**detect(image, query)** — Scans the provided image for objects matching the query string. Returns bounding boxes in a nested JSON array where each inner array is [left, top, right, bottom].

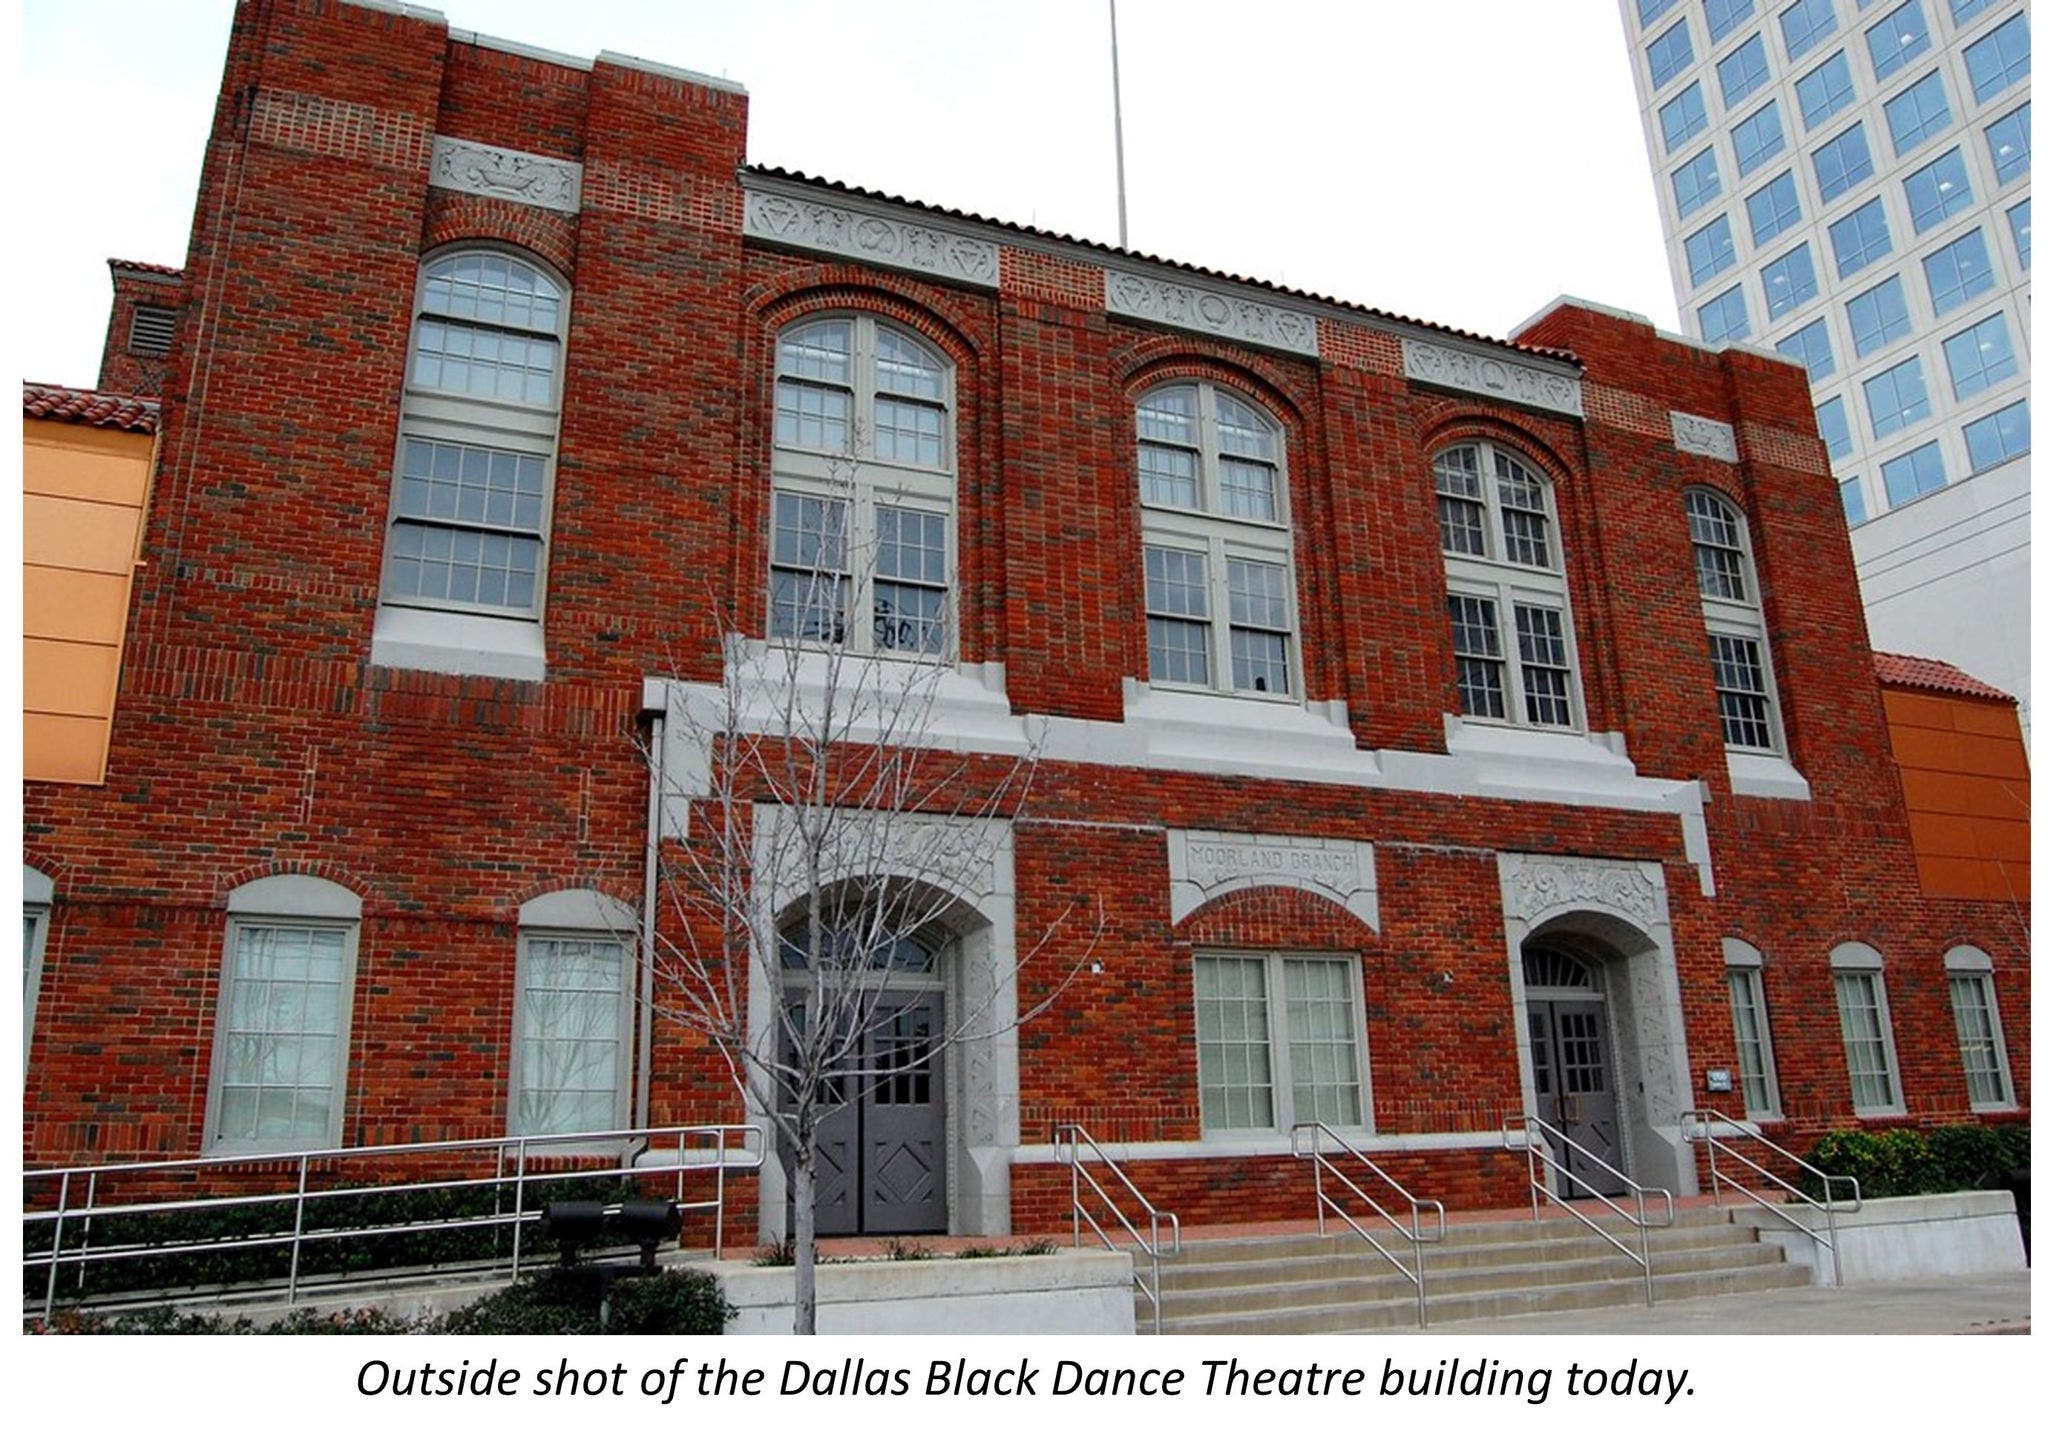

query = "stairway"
[[1145, 1208, 1811, 1334]]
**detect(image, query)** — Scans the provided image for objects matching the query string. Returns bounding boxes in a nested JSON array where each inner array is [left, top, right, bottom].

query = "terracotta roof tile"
[[22, 381, 161, 434], [742, 165, 1581, 366], [108, 257, 183, 279], [1872, 651, 2014, 703]]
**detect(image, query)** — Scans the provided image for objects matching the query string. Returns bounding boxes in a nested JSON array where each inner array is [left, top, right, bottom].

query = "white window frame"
[[769, 314, 957, 660], [1722, 938, 1782, 1119], [1830, 942, 1905, 1117], [24, 865, 53, 1081], [1943, 945, 2015, 1112], [1686, 489, 1787, 757], [1136, 381, 1298, 701], [509, 889, 638, 1142], [377, 248, 570, 624], [1193, 950, 1372, 1136], [203, 875, 362, 1157], [1436, 440, 1585, 732]]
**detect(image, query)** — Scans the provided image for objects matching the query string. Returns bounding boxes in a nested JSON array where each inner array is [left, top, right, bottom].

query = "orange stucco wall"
[[22, 418, 156, 784], [1882, 682, 2030, 903]]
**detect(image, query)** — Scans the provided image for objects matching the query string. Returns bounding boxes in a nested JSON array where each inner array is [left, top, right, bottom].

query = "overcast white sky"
[[18, 0, 1682, 390]]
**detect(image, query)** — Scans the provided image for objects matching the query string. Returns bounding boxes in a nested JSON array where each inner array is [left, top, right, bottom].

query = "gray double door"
[[1526, 998, 1624, 1198], [808, 995, 947, 1235]]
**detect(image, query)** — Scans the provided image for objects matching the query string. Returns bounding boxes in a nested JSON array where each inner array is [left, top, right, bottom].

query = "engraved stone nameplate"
[[1168, 829, 1378, 929]]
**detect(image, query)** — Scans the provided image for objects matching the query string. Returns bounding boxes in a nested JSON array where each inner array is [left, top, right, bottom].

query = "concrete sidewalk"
[[1413, 1271, 2031, 1334]]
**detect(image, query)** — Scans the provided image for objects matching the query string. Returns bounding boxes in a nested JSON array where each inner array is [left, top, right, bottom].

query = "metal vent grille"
[[127, 304, 177, 357]]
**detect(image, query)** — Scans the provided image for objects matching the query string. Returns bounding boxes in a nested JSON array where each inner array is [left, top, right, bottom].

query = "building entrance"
[[810, 994, 946, 1235], [1523, 945, 1624, 1199]]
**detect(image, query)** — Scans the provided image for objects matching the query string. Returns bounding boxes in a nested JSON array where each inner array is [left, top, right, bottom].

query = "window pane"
[[1839, 475, 1869, 525], [1718, 34, 1772, 108], [875, 506, 948, 653], [1139, 442, 1199, 508], [874, 327, 943, 399], [1747, 171, 1804, 244], [1813, 123, 1875, 202], [1145, 546, 1210, 685], [1781, 0, 1837, 58], [774, 378, 851, 452], [216, 925, 350, 1148], [1962, 401, 2029, 470], [1708, 0, 1757, 43], [1727, 967, 1776, 1113], [1835, 971, 1898, 1109], [1903, 148, 1974, 232], [421, 253, 561, 333], [1195, 955, 1274, 1131], [1985, 104, 2030, 186], [778, 320, 852, 384], [1865, 355, 1931, 436], [1778, 316, 1837, 379], [1284, 959, 1362, 1128], [1710, 633, 1774, 748], [1962, 12, 2029, 103], [1661, 81, 1710, 152], [1493, 452, 1553, 568], [1227, 558, 1291, 694], [1845, 275, 1913, 355], [412, 319, 558, 405], [1513, 604, 1574, 727], [1796, 51, 1857, 130], [2010, 197, 2030, 269], [1732, 102, 1787, 176], [1880, 439, 1947, 504], [1699, 283, 1752, 342], [1686, 215, 1739, 285], [1434, 447, 1488, 556], [517, 937, 626, 1136], [874, 397, 943, 466], [1942, 312, 2018, 398], [1648, 19, 1695, 90], [1865, 0, 1930, 81], [1448, 593, 1507, 719], [1883, 71, 1951, 158], [1674, 149, 1723, 218], [1949, 973, 2010, 1107], [1828, 196, 1892, 277], [1687, 491, 1749, 600], [1815, 395, 1854, 460], [1760, 245, 1818, 319]]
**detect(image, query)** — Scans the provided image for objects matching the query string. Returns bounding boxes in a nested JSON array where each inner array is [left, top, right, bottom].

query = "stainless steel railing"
[[1053, 1123, 1181, 1335], [1503, 1113, 1675, 1306], [1290, 1121, 1446, 1328], [1681, 1108, 1861, 1285], [23, 1123, 762, 1324]]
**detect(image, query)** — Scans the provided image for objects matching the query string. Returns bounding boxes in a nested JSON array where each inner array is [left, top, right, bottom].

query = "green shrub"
[[434, 1268, 732, 1335], [1804, 1124, 2030, 1200]]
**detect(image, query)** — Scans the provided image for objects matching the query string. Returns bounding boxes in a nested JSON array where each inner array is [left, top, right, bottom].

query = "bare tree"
[[645, 504, 1095, 1334]]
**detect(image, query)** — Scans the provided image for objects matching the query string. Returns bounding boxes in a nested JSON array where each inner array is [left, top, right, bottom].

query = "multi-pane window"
[[1813, 123, 1875, 201], [1648, 20, 1696, 90], [1732, 102, 1788, 175], [1829, 196, 1893, 275], [1687, 215, 1740, 283], [1438, 442, 1580, 731], [1945, 950, 2014, 1110], [1138, 382, 1294, 698], [1832, 947, 1903, 1113], [1865, 354, 1932, 435], [1194, 953, 1367, 1133], [1747, 170, 1804, 243], [1816, 394, 1855, 459], [1700, 281, 1754, 340], [1943, 312, 2019, 397], [1963, 399, 2030, 469], [1903, 148, 1974, 231], [1985, 104, 2030, 186], [209, 922, 354, 1152], [1846, 274, 1914, 354], [1689, 490, 1783, 752], [1781, 0, 1839, 58], [2010, 197, 2031, 268], [514, 934, 628, 1137], [1865, 0, 1931, 80], [1884, 71, 1951, 157], [1923, 230, 1995, 317], [1719, 34, 1772, 107], [1761, 245, 1819, 318], [1947, 0, 1996, 25], [1779, 316, 1837, 379], [1839, 474, 1870, 524], [1724, 942, 1781, 1116], [1674, 148, 1724, 217], [1639, 0, 1682, 25], [381, 252, 566, 622], [1662, 81, 1711, 152], [1708, 0, 1758, 42], [1797, 51, 1857, 129], [1962, 12, 2029, 103], [770, 315, 955, 656], [1881, 438, 1948, 502]]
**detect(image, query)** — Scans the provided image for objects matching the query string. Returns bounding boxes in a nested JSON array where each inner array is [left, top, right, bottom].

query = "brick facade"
[[24, 1, 2027, 1239]]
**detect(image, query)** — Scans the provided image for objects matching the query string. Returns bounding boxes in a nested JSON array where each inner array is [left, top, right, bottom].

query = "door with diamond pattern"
[[1527, 999, 1624, 1199], [810, 995, 946, 1235]]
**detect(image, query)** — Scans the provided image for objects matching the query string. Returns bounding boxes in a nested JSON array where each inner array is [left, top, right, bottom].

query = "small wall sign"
[[1704, 1067, 1734, 1093]]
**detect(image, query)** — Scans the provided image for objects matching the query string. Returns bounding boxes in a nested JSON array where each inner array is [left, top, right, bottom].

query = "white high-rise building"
[[1619, 0, 2030, 726]]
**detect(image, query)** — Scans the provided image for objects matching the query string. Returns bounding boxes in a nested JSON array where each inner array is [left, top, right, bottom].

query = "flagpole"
[[1110, 0, 1128, 249]]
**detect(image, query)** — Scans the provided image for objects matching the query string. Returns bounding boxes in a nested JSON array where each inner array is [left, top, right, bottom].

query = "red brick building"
[[23, 0, 2028, 1241]]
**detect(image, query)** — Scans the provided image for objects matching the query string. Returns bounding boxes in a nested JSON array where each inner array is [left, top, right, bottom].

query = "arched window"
[[1829, 941, 1903, 1116], [1686, 490, 1784, 753], [1435, 441, 1581, 729], [1944, 945, 2015, 1111], [373, 250, 569, 680], [513, 889, 637, 1139], [769, 316, 955, 655], [1136, 381, 1296, 697]]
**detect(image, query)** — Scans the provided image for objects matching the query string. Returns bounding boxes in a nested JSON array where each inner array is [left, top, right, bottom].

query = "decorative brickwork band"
[[1167, 829, 1379, 930], [1402, 337, 1584, 417], [1103, 269, 1320, 356], [248, 88, 432, 171], [429, 136, 583, 214], [1670, 410, 1740, 463], [743, 186, 1000, 289]]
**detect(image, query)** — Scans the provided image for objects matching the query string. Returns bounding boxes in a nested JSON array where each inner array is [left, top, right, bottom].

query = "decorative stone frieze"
[[1103, 270, 1320, 356], [743, 187, 1000, 288], [1670, 411, 1740, 462], [429, 136, 583, 214], [1402, 337, 1584, 417]]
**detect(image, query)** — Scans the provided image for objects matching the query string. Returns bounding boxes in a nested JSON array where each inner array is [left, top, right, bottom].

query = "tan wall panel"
[[22, 425, 155, 505], [22, 566, 134, 645], [22, 637, 121, 717], [21, 493, 145, 574], [23, 712, 111, 785]]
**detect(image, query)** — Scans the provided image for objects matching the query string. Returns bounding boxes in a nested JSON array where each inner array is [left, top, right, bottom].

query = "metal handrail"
[[1503, 1114, 1675, 1306], [1290, 1122, 1446, 1327], [1681, 1108, 1861, 1285], [1052, 1123, 1181, 1335], [24, 1123, 762, 1324]]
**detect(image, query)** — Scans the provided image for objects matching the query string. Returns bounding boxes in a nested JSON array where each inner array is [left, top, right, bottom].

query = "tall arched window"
[[1136, 381, 1296, 697], [1685, 489, 1784, 753], [373, 250, 569, 681], [1435, 441, 1581, 728], [769, 316, 955, 655]]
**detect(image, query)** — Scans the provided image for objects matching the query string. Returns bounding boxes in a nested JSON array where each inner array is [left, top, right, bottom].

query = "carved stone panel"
[[1671, 411, 1740, 462], [1402, 337, 1585, 417], [429, 136, 583, 214], [1103, 270, 1320, 356], [1499, 854, 1661, 931], [1168, 830, 1378, 930], [742, 188, 1000, 289]]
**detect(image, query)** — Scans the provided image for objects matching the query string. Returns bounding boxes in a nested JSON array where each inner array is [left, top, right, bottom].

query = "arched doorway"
[[778, 902, 952, 1236], [1522, 941, 1623, 1198]]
